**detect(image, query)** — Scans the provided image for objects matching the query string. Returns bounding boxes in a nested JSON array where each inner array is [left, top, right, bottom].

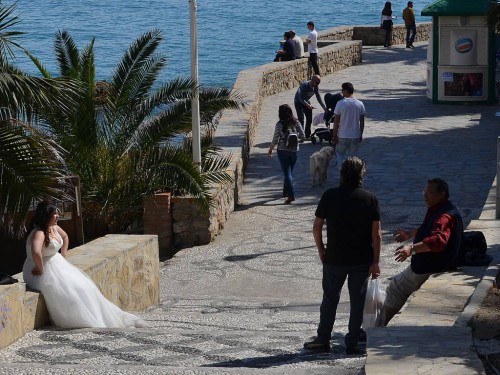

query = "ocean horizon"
[[13, 0, 434, 88]]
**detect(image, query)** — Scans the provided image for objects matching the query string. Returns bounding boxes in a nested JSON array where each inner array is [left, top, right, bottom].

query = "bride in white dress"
[[23, 201, 147, 329]]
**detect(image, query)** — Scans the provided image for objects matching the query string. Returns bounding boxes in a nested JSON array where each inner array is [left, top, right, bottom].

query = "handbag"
[[362, 278, 386, 329], [0, 272, 18, 285]]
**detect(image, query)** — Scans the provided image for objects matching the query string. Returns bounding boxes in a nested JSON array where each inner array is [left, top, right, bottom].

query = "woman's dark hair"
[[340, 157, 366, 188], [382, 1, 392, 16], [278, 104, 297, 131], [32, 201, 58, 247]]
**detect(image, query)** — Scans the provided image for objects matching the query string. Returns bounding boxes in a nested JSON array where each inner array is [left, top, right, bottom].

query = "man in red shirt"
[[382, 178, 463, 325]]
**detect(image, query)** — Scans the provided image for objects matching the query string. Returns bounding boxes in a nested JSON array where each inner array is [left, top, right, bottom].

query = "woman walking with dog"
[[268, 104, 305, 204]]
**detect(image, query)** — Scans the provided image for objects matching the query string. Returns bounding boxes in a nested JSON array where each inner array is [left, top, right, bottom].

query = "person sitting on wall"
[[274, 31, 296, 62], [289, 30, 305, 59]]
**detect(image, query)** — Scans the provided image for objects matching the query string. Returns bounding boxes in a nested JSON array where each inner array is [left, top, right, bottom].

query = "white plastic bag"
[[362, 278, 386, 330], [312, 112, 325, 126]]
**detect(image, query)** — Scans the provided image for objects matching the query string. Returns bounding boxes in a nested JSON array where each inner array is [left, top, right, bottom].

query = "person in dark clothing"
[[380, 1, 394, 47], [274, 31, 295, 62], [293, 75, 327, 139], [304, 157, 381, 355], [382, 178, 463, 325]]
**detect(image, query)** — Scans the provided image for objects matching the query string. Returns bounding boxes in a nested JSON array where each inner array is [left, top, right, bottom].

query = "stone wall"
[[351, 23, 432, 46], [144, 23, 432, 251], [144, 193, 172, 257], [0, 234, 159, 348]]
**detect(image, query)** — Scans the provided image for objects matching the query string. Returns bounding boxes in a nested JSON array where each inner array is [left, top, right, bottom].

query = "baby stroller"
[[323, 92, 343, 124], [310, 92, 343, 145], [310, 127, 332, 144]]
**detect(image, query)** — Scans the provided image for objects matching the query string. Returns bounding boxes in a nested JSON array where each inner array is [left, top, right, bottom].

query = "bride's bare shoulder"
[[30, 229, 45, 241]]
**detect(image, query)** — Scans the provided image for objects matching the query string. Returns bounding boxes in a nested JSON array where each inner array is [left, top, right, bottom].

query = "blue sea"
[[13, 0, 434, 88]]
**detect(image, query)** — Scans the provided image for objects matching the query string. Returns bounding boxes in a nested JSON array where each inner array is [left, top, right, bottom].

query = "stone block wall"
[[164, 147, 244, 250], [0, 234, 159, 349], [143, 193, 172, 257], [351, 23, 432, 46]]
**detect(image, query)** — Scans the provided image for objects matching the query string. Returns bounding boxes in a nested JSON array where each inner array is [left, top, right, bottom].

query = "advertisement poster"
[[443, 72, 483, 96]]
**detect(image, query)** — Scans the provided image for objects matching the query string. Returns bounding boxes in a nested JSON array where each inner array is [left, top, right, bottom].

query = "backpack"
[[456, 231, 489, 267], [283, 127, 298, 149]]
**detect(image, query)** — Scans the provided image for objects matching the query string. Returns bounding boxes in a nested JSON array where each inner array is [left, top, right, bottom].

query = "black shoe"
[[304, 338, 330, 352], [406, 45, 411, 48], [410, 43, 414, 48], [359, 329, 367, 342], [345, 346, 365, 355]]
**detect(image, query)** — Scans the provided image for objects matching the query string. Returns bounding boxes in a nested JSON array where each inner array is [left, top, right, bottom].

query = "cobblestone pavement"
[[1, 43, 498, 374]]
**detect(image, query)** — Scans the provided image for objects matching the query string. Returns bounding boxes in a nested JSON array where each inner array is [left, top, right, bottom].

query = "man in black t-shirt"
[[304, 157, 381, 355]]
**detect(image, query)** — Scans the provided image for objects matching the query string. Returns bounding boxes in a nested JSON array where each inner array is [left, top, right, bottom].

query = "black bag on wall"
[[0, 272, 18, 285]]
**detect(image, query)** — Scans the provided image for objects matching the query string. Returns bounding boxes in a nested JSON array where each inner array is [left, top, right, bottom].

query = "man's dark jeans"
[[294, 101, 313, 137], [309, 52, 319, 75], [316, 263, 370, 348], [406, 24, 416, 46]]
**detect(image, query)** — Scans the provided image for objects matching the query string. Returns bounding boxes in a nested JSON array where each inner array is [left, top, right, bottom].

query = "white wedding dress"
[[23, 229, 147, 329]]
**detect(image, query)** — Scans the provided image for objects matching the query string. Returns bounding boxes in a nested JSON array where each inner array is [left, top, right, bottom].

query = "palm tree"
[[28, 29, 244, 237], [0, 2, 81, 236]]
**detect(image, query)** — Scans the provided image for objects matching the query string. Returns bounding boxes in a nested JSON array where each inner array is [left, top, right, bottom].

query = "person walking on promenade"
[[380, 1, 394, 47], [294, 75, 327, 139], [382, 178, 464, 325], [403, 1, 417, 48], [267, 104, 305, 204], [289, 30, 304, 59], [331, 82, 365, 168], [304, 157, 381, 355], [305, 21, 320, 75], [274, 31, 295, 62]]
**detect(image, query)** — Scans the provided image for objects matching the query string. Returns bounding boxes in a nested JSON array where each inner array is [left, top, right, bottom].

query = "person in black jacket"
[[382, 178, 463, 325], [274, 31, 295, 62]]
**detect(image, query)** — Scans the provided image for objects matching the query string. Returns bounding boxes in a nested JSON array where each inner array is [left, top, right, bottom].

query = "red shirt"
[[418, 200, 457, 252]]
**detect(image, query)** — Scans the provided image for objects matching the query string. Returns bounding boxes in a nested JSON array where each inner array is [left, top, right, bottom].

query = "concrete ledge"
[[367, 326, 485, 375], [0, 234, 159, 349]]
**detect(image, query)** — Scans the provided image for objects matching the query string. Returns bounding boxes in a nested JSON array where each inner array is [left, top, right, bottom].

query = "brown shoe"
[[284, 196, 295, 204]]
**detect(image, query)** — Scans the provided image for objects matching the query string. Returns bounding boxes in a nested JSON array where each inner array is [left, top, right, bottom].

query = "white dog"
[[310, 146, 336, 186]]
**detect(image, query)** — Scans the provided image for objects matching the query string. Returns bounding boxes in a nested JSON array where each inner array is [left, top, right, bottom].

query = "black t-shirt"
[[315, 185, 380, 265]]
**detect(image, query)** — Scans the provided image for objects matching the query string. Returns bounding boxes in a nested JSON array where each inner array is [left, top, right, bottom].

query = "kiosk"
[[422, 0, 496, 104]]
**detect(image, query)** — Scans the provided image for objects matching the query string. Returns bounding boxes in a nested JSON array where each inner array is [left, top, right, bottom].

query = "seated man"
[[274, 31, 295, 62], [383, 178, 463, 325]]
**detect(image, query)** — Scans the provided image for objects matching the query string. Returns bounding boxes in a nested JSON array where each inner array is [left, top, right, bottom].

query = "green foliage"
[[0, 2, 82, 236], [30, 29, 244, 236]]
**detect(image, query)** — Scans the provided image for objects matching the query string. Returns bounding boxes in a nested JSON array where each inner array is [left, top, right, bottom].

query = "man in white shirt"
[[305, 21, 320, 75], [289, 30, 304, 59], [332, 82, 365, 168]]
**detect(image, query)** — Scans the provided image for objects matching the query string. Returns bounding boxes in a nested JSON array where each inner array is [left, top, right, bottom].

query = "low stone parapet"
[[0, 234, 159, 349]]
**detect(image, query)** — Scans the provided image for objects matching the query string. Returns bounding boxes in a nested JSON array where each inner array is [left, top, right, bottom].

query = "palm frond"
[[24, 49, 53, 78], [0, 119, 67, 236], [0, 66, 82, 121], [54, 30, 80, 77], [109, 29, 163, 107], [0, 2, 24, 64]]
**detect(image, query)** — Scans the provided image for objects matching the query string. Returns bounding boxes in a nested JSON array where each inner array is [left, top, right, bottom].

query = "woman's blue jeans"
[[277, 149, 297, 198]]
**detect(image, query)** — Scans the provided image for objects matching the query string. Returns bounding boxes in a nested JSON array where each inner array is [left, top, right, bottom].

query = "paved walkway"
[[0, 43, 499, 374]]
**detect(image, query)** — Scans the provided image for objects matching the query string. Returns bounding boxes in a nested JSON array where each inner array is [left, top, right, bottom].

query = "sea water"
[[13, 0, 434, 87]]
